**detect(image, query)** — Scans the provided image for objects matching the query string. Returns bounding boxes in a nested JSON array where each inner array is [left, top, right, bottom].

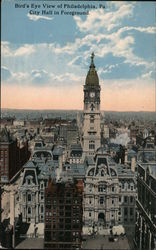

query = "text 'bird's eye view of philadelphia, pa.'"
[[0, 0, 156, 249]]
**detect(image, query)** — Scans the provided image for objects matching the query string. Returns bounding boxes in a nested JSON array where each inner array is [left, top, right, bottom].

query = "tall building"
[[0, 128, 30, 183], [134, 163, 156, 250], [44, 178, 83, 250], [82, 53, 101, 157]]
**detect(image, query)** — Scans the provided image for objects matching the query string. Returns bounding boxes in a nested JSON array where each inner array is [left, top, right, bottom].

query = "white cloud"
[[98, 64, 119, 75], [27, 13, 53, 21], [1, 41, 13, 57], [1, 1, 155, 85], [141, 71, 154, 79], [2, 42, 36, 57], [74, 3, 134, 33], [14, 45, 35, 56]]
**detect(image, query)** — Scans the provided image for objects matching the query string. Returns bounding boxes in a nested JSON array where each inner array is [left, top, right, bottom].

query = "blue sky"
[[1, 1, 156, 111]]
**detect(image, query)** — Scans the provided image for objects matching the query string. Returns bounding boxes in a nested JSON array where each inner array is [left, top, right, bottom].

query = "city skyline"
[[1, 1, 156, 111]]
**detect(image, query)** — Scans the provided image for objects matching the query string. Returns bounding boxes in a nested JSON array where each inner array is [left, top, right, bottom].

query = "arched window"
[[90, 104, 95, 111]]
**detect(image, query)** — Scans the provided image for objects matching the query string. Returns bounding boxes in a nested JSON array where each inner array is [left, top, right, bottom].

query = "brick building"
[[44, 178, 83, 250], [134, 163, 156, 250], [0, 128, 30, 183]]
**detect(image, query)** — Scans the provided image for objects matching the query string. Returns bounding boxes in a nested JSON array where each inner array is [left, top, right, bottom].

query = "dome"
[[85, 52, 99, 86]]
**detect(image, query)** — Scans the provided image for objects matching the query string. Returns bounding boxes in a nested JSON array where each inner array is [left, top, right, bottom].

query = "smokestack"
[[131, 157, 136, 172], [125, 148, 128, 163], [59, 155, 63, 172], [10, 191, 15, 226]]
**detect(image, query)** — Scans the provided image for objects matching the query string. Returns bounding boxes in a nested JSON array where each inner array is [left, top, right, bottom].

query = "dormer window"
[[101, 170, 104, 176], [88, 169, 94, 176]]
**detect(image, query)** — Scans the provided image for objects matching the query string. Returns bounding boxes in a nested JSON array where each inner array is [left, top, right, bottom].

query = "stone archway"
[[98, 213, 106, 227]]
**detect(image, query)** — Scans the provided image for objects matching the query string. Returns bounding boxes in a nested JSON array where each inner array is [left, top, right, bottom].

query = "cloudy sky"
[[1, 1, 155, 111]]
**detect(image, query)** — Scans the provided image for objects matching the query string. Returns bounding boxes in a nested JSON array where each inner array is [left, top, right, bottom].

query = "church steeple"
[[85, 52, 99, 86]]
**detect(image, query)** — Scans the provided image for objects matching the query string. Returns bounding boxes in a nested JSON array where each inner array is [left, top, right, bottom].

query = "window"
[[41, 205, 44, 213], [89, 212, 91, 217], [90, 104, 95, 111], [124, 207, 128, 216], [101, 170, 104, 176], [27, 194, 31, 202], [100, 197, 104, 204], [130, 208, 133, 216], [28, 207, 31, 214], [130, 196, 134, 203], [124, 196, 128, 203], [89, 143, 95, 150], [112, 199, 114, 205], [118, 208, 121, 215], [131, 186, 134, 191], [98, 185, 106, 192], [41, 192, 44, 200], [119, 196, 121, 202], [28, 179, 31, 185], [112, 186, 114, 192]]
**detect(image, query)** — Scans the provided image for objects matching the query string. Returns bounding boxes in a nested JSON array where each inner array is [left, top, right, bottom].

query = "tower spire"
[[90, 52, 95, 68]]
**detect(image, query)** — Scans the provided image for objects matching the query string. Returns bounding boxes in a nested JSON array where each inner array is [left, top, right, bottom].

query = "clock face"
[[90, 92, 95, 98]]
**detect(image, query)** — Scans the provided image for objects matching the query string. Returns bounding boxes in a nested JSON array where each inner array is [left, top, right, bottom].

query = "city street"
[[82, 235, 131, 250], [15, 238, 44, 249]]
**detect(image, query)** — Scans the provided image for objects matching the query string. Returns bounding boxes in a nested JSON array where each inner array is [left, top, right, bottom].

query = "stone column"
[[149, 230, 152, 250], [139, 216, 142, 250], [35, 191, 39, 223]]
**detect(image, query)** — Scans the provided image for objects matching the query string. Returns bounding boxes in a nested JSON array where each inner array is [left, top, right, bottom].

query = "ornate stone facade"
[[83, 149, 119, 234], [83, 148, 136, 235]]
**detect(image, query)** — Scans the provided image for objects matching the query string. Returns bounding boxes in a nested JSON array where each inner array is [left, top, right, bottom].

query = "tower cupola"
[[85, 52, 99, 86]]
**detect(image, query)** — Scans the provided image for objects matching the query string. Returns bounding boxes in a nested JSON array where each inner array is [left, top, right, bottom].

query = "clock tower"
[[82, 53, 101, 156]]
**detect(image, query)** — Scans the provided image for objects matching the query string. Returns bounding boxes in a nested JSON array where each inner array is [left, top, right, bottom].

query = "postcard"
[[1, 1, 156, 249]]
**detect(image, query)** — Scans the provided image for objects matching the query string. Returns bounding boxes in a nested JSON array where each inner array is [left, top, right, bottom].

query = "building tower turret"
[[82, 53, 101, 156]]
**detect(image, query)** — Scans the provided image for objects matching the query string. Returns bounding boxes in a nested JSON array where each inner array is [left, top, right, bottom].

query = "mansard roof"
[[86, 150, 118, 178]]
